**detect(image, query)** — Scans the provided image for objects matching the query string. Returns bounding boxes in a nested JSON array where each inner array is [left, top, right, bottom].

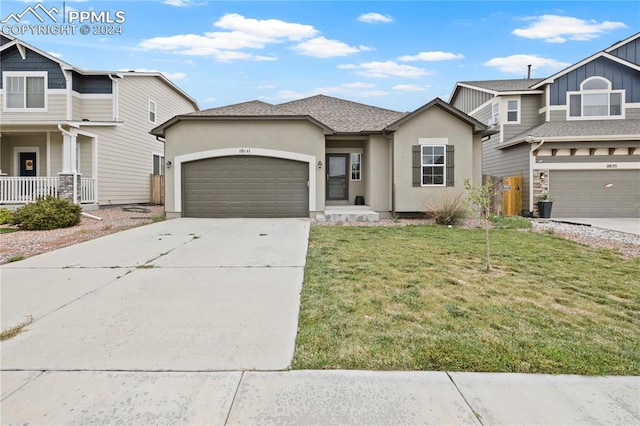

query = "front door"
[[326, 154, 349, 200], [19, 152, 37, 177]]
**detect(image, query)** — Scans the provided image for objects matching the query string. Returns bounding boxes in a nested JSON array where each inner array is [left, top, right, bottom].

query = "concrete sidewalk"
[[2, 218, 639, 424], [2, 370, 638, 424], [552, 217, 640, 236]]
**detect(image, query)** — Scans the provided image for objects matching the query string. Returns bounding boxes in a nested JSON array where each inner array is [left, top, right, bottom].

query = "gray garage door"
[[182, 156, 309, 218], [550, 170, 640, 217]]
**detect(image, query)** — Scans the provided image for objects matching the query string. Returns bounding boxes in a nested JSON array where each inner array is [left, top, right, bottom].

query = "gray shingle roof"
[[278, 95, 407, 133], [459, 79, 544, 92], [505, 119, 640, 145], [187, 100, 297, 117]]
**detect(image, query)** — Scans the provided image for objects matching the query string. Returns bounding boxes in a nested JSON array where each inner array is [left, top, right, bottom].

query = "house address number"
[[238, 148, 251, 154], [606, 164, 618, 168]]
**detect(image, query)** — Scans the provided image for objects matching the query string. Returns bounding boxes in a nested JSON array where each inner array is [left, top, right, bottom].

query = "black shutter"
[[412, 145, 421, 187], [446, 145, 454, 187]]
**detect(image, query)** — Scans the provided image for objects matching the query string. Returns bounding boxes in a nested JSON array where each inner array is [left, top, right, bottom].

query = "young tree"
[[464, 177, 495, 272]]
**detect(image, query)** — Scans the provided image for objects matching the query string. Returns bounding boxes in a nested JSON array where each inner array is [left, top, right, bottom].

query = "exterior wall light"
[[166, 160, 172, 168], [318, 160, 323, 169]]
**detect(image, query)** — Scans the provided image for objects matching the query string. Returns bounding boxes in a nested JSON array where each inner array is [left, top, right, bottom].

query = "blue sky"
[[1, 1, 638, 111]]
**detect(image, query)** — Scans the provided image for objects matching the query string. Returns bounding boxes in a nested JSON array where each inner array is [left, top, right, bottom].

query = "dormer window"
[[568, 77, 623, 119]]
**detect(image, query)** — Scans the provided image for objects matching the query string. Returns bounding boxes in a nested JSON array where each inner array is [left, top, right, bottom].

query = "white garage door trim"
[[173, 148, 317, 214]]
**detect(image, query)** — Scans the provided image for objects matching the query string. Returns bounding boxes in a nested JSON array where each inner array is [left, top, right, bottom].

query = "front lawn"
[[293, 225, 640, 375]]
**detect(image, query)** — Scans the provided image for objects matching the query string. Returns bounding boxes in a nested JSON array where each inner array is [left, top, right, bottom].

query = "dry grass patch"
[[293, 225, 640, 375]]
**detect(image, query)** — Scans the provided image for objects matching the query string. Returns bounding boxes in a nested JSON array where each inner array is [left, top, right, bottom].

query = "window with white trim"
[[568, 77, 624, 119], [507, 99, 519, 123], [3, 72, 46, 111], [148, 100, 157, 123], [152, 153, 164, 175], [351, 153, 361, 181], [421, 145, 445, 186]]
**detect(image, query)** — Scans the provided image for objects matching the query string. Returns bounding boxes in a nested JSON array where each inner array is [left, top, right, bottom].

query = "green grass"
[[0, 228, 18, 234], [293, 225, 640, 375], [1, 315, 33, 341], [490, 215, 533, 229]]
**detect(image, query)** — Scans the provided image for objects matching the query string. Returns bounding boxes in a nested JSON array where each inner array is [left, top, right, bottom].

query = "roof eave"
[[498, 134, 640, 150]]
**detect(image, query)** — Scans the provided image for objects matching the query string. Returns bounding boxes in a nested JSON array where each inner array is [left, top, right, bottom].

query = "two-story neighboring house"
[[0, 35, 198, 208], [450, 32, 640, 218]]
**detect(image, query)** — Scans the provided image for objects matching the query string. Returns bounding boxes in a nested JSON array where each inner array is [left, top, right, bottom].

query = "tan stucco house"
[[151, 95, 494, 219], [0, 35, 198, 208]]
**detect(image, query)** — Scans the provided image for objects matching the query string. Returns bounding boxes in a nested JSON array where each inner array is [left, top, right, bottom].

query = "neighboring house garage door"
[[550, 170, 640, 217], [182, 156, 309, 218]]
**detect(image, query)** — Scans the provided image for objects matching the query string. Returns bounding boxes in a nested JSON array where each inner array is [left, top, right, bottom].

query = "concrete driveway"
[[552, 217, 640, 235], [1, 218, 310, 371]]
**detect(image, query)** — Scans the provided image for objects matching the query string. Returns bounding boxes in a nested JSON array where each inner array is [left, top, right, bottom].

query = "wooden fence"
[[150, 174, 164, 205]]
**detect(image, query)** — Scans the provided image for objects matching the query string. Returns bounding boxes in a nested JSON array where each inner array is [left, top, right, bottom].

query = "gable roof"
[[457, 79, 544, 93], [0, 34, 198, 110], [531, 32, 640, 89], [278, 94, 407, 133], [387, 97, 496, 135], [150, 99, 334, 137], [499, 119, 640, 149]]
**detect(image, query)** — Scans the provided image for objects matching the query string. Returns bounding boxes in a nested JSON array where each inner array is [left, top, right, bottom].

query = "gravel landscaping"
[[1, 208, 638, 265], [0, 205, 164, 265]]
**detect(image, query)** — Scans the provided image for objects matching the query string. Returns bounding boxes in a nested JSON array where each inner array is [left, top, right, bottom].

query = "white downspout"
[[527, 136, 545, 216]]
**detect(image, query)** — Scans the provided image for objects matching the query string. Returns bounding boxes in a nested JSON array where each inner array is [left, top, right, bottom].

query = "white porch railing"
[[0, 177, 97, 204], [0, 177, 58, 204], [81, 178, 97, 204]]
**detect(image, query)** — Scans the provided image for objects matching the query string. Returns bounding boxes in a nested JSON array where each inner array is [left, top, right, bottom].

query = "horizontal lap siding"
[[94, 77, 196, 205]]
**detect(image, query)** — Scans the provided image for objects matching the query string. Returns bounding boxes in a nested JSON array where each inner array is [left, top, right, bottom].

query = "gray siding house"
[[151, 95, 494, 219], [0, 35, 198, 207], [450, 32, 640, 218]]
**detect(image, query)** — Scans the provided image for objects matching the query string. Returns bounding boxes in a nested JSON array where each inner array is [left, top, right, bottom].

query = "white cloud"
[[254, 84, 276, 89], [393, 84, 430, 92], [294, 37, 372, 58], [139, 13, 319, 62], [358, 13, 393, 24], [339, 61, 429, 78], [163, 0, 204, 6], [358, 90, 389, 97], [512, 15, 627, 43], [342, 82, 376, 89], [214, 13, 317, 41], [264, 82, 381, 101], [398, 51, 464, 62], [484, 54, 570, 75]]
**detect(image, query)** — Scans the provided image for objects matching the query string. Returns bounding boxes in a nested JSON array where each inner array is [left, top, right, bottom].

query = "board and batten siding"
[[90, 76, 196, 205], [451, 86, 493, 114], [608, 37, 639, 65]]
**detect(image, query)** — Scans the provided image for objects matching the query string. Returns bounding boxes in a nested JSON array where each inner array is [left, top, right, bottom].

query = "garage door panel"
[[182, 156, 309, 218], [550, 170, 640, 218]]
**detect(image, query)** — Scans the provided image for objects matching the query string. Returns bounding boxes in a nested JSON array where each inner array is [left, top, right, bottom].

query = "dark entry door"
[[19, 152, 37, 177], [326, 154, 349, 200]]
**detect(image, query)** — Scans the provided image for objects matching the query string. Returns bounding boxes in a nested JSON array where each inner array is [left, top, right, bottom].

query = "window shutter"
[[412, 145, 421, 187], [446, 145, 454, 187]]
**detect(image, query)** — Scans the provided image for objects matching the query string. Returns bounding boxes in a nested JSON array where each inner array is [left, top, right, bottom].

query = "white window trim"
[[350, 152, 361, 181], [567, 76, 625, 120], [148, 99, 157, 124], [491, 101, 499, 125], [420, 143, 446, 187], [3, 71, 48, 112], [505, 97, 520, 124]]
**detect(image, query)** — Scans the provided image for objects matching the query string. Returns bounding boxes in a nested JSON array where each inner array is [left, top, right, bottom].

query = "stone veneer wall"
[[532, 169, 549, 217], [58, 174, 82, 203]]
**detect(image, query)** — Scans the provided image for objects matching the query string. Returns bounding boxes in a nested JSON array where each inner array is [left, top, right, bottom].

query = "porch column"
[[59, 127, 80, 204], [61, 129, 78, 174]]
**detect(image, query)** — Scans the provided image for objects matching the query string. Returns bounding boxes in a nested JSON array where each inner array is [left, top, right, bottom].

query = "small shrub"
[[12, 196, 81, 230], [0, 208, 14, 225], [7, 254, 25, 263], [426, 190, 468, 226]]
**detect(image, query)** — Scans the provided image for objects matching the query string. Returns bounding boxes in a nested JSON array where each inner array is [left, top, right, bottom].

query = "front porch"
[[0, 176, 97, 206], [316, 205, 380, 223], [0, 128, 98, 207]]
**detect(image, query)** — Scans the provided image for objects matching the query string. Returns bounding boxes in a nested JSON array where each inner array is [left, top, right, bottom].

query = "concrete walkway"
[[1, 218, 638, 424]]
